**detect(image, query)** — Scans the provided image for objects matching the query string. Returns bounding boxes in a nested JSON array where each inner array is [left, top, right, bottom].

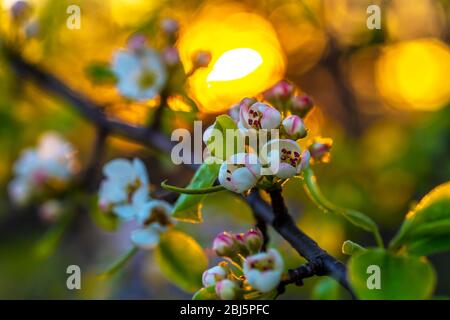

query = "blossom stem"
[[99, 246, 139, 279], [161, 180, 225, 194], [302, 167, 384, 248]]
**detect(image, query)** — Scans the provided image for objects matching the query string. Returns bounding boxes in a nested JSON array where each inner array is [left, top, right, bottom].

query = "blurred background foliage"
[[0, 0, 449, 299]]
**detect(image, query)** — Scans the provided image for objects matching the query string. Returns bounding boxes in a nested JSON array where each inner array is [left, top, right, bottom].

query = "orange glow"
[[376, 39, 450, 111], [178, 3, 285, 113]]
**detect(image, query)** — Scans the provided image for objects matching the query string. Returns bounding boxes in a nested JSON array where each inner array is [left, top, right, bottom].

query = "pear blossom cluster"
[[8, 132, 78, 206], [211, 80, 332, 194], [197, 229, 284, 300], [98, 158, 174, 249]]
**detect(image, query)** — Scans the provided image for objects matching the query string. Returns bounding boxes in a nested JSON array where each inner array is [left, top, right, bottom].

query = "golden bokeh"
[[376, 39, 450, 111], [178, 3, 285, 113]]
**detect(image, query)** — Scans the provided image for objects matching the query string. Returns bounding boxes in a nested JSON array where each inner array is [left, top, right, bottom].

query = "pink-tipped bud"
[[243, 229, 263, 254], [127, 34, 147, 53], [213, 232, 238, 257], [161, 18, 179, 35], [299, 149, 311, 171], [193, 50, 212, 69], [282, 115, 307, 140], [11, 1, 31, 22], [263, 80, 295, 102], [290, 94, 314, 118], [308, 137, 333, 163], [215, 279, 240, 300], [162, 47, 180, 66]]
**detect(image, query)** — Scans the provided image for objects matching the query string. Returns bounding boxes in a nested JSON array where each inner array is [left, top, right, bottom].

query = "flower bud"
[[243, 229, 263, 253], [263, 80, 295, 102], [202, 265, 228, 287], [11, 1, 31, 23], [215, 279, 240, 300], [290, 94, 314, 118], [213, 232, 238, 257], [308, 137, 333, 163], [161, 18, 179, 35], [243, 249, 284, 293], [126, 34, 147, 53], [162, 47, 180, 67], [192, 50, 212, 69], [282, 115, 307, 140]]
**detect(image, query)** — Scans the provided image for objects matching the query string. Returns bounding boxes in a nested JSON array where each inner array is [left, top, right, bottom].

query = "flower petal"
[[131, 227, 160, 249]]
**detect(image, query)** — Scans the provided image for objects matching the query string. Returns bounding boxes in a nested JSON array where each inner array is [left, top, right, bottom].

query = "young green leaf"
[[172, 114, 237, 223], [192, 285, 219, 300], [389, 181, 450, 255], [171, 163, 221, 223], [302, 167, 383, 247], [155, 230, 208, 293], [348, 248, 436, 300], [205, 115, 239, 160]]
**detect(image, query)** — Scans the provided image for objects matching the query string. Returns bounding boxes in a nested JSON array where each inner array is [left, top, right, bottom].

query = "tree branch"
[[4, 50, 354, 297], [248, 189, 354, 297]]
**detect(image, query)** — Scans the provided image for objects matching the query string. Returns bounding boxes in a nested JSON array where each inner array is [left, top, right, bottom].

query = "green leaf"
[[302, 167, 383, 247], [312, 277, 340, 300], [172, 163, 221, 223], [205, 115, 238, 160], [171, 114, 237, 223], [192, 286, 218, 300], [155, 230, 208, 293], [390, 181, 450, 256], [348, 249, 436, 300], [89, 197, 119, 232], [85, 62, 117, 85], [402, 234, 450, 257]]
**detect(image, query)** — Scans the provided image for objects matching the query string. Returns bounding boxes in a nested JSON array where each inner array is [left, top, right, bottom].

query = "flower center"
[[250, 257, 274, 271], [144, 206, 172, 226], [126, 178, 142, 202], [247, 108, 263, 129], [139, 70, 156, 89], [280, 148, 301, 167]]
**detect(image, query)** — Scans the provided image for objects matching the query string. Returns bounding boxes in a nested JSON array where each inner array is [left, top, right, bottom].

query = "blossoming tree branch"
[[2, 1, 450, 300]]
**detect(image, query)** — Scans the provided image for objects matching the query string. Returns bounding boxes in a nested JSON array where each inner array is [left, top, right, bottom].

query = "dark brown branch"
[[81, 127, 109, 191], [248, 189, 354, 297], [4, 50, 354, 297]]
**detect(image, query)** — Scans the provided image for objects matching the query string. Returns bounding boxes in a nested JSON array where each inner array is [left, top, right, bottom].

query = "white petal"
[[103, 159, 135, 181], [113, 204, 136, 220], [275, 163, 296, 179], [247, 269, 281, 293], [131, 227, 160, 249], [230, 167, 257, 193], [132, 158, 149, 186], [112, 50, 140, 78]]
